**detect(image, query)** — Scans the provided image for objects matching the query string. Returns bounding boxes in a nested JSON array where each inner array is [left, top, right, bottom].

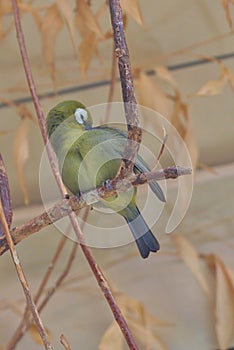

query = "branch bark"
[[0, 166, 191, 256], [109, 0, 141, 180]]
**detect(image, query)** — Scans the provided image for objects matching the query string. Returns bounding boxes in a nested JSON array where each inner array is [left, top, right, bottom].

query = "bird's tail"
[[123, 205, 160, 259]]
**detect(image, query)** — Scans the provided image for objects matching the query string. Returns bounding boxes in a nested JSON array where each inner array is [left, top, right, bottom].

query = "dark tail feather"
[[124, 206, 160, 259]]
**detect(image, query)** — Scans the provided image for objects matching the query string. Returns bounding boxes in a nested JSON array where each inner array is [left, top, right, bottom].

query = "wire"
[[1, 51, 234, 109]]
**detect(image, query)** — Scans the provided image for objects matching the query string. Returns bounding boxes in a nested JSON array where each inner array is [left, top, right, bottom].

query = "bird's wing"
[[134, 154, 166, 202], [76, 126, 165, 202]]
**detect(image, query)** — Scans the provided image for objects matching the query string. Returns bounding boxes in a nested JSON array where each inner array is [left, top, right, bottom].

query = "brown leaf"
[[154, 65, 178, 90], [223, 66, 234, 91], [170, 94, 198, 169], [28, 324, 52, 345], [120, 0, 144, 27], [13, 117, 29, 205], [75, 0, 104, 39], [40, 4, 64, 88], [173, 235, 210, 296], [221, 0, 233, 29], [60, 334, 71, 350], [207, 254, 234, 350], [194, 77, 227, 96], [99, 292, 170, 350], [180, 103, 198, 170], [99, 322, 124, 350], [18, 3, 42, 28], [0, 0, 12, 15], [78, 31, 97, 78], [191, 62, 229, 97], [0, 155, 12, 237], [135, 70, 171, 119], [56, 0, 77, 57]]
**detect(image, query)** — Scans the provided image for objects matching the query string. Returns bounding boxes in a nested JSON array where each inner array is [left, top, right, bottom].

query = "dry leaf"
[[99, 322, 124, 350], [99, 292, 170, 350], [75, 0, 104, 39], [221, 0, 233, 29], [40, 4, 64, 87], [207, 254, 234, 350], [78, 31, 97, 78], [193, 77, 227, 96], [18, 3, 42, 28], [0, 154, 12, 237], [28, 324, 52, 345], [173, 235, 210, 296], [60, 334, 71, 350], [154, 65, 178, 90], [120, 0, 144, 27], [170, 93, 198, 169], [96, 1, 108, 20], [0, 0, 12, 15], [192, 61, 230, 96], [17, 104, 38, 125], [13, 117, 29, 205], [127, 319, 169, 350], [180, 102, 198, 170], [135, 70, 171, 119], [56, 0, 77, 57], [224, 66, 234, 91]]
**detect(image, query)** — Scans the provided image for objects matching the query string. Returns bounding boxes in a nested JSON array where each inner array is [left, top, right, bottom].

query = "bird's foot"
[[103, 179, 113, 190]]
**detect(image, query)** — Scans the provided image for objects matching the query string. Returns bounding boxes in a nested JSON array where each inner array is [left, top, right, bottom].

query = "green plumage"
[[46, 100, 165, 258]]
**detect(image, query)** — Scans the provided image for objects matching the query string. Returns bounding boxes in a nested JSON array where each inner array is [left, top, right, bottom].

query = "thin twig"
[[0, 200, 53, 350], [109, 0, 141, 180], [7, 234, 69, 349]]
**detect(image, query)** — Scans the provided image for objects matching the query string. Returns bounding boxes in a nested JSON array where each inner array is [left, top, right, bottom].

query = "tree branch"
[[109, 0, 141, 179], [11, 0, 140, 348], [0, 184, 53, 350], [0, 166, 191, 256]]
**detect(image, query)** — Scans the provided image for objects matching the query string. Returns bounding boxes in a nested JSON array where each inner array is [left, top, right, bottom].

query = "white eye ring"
[[74, 108, 88, 124]]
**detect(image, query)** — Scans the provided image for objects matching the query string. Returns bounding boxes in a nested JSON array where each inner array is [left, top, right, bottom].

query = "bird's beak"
[[83, 121, 92, 130]]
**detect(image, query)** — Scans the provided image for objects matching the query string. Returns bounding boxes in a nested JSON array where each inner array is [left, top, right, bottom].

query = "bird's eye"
[[74, 108, 88, 125]]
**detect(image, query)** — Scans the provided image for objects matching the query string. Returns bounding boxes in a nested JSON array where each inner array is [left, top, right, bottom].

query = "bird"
[[46, 100, 165, 258]]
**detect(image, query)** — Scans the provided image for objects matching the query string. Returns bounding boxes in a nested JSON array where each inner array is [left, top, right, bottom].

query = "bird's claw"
[[103, 179, 113, 190]]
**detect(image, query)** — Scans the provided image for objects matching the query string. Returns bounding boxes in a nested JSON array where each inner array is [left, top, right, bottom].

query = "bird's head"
[[46, 100, 93, 138]]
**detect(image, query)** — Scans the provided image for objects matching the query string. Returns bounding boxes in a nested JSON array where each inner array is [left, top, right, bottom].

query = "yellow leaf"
[[56, 0, 77, 57], [221, 0, 233, 29], [99, 322, 124, 350], [207, 255, 234, 350], [173, 235, 210, 296], [135, 70, 171, 119], [40, 4, 64, 88], [75, 0, 104, 39], [120, 0, 144, 27], [28, 324, 52, 345], [78, 31, 97, 78], [13, 117, 29, 205]]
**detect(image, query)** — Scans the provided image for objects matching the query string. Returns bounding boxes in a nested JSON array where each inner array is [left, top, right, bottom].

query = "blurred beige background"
[[0, 1, 234, 349]]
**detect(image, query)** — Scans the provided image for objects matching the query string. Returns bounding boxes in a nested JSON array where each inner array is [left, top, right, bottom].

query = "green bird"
[[46, 100, 165, 258]]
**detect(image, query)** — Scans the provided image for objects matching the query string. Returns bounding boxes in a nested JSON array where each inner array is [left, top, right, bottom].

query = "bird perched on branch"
[[46, 100, 165, 258]]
